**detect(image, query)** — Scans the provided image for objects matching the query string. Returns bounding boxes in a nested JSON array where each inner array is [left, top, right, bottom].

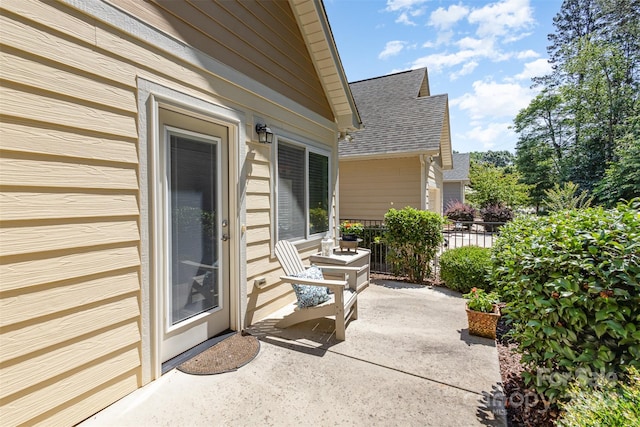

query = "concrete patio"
[[80, 280, 506, 426]]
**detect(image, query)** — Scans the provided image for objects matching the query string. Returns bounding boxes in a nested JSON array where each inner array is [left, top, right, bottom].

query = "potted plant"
[[463, 288, 500, 339], [339, 221, 364, 241]]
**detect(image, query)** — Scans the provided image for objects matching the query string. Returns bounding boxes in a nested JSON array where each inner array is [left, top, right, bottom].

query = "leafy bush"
[[558, 367, 640, 427], [543, 181, 593, 212], [439, 246, 492, 293], [491, 199, 640, 402], [481, 204, 513, 231], [384, 207, 445, 284], [444, 201, 477, 223]]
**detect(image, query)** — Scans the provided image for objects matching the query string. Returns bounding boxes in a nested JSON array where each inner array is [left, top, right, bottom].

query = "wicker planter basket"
[[466, 304, 500, 339]]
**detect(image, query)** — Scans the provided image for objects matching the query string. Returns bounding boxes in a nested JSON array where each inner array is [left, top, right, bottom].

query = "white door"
[[158, 108, 230, 362]]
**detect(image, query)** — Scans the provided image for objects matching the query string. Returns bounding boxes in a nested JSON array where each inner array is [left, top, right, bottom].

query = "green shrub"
[[491, 199, 640, 402], [439, 246, 492, 293], [558, 367, 640, 427], [384, 207, 445, 284]]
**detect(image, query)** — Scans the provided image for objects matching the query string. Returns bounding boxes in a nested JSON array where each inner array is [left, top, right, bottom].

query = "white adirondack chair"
[[274, 240, 360, 340]]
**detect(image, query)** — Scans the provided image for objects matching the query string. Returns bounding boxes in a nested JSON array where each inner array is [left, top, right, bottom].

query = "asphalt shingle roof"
[[339, 68, 449, 158], [443, 153, 470, 181]]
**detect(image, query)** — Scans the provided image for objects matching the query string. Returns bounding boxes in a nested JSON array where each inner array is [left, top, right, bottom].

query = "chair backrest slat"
[[275, 240, 306, 276]]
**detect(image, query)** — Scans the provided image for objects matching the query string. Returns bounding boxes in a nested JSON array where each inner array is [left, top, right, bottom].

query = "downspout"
[[420, 154, 429, 211]]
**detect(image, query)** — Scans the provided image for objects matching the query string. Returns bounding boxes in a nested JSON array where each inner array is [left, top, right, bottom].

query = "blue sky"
[[324, 0, 561, 153]]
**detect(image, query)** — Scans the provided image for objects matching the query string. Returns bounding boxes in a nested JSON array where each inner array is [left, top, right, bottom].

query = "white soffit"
[[289, 0, 361, 131]]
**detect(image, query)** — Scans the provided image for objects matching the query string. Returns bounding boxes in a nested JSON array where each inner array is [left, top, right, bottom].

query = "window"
[[277, 141, 329, 240]]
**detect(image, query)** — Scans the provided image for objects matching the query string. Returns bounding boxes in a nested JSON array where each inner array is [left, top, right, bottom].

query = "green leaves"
[[383, 207, 445, 284], [439, 246, 492, 293], [491, 200, 640, 402], [467, 163, 531, 209]]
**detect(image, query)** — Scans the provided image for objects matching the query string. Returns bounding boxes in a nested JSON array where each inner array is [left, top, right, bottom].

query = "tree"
[[466, 163, 531, 209], [469, 150, 515, 168], [514, 89, 570, 210], [543, 181, 594, 211], [515, 137, 557, 212], [514, 0, 640, 202], [593, 129, 640, 206], [561, 37, 639, 190]]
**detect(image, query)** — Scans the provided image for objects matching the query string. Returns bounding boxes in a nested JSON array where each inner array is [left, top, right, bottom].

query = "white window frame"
[[275, 137, 331, 243]]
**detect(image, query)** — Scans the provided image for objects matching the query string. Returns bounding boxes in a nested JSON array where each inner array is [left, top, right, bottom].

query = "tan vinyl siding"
[[108, 0, 333, 120], [0, 7, 141, 426], [243, 142, 293, 324], [339, 157, 422, 221], [0, 0, 339, 424], [428, 161, 444, 214], [1, 2, 139, 425]]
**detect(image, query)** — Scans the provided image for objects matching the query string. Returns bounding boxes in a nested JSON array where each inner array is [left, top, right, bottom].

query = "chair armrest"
[[314, 265, 368, 291], [280, 275, 346, 294]]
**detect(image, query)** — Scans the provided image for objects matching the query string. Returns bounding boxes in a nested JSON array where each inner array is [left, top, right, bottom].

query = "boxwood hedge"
[[439, 246, 492, 293]]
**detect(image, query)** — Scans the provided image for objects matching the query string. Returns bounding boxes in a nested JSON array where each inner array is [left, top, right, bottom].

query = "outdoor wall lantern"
[[339, 130, 354, 143], [255, 123, 274, 144]]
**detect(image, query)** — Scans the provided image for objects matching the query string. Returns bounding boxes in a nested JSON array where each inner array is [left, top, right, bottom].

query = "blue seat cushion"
[[291, 266, 331, 308]]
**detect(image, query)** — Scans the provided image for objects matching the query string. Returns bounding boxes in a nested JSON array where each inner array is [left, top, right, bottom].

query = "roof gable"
[[340, 68, 452, 168], [443, 153, 471, 182]]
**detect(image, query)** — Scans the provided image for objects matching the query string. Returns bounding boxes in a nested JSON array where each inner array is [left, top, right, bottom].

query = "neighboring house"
[[443, 152, 471, 210], [0, 1, 360, 425], [338, 68, 453, 220]]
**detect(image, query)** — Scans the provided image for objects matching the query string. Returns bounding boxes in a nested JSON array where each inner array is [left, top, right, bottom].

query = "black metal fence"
[[341, 219, 505, 279]]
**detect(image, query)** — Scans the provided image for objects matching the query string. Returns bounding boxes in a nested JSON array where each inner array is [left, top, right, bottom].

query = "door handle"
[[221, 234, 229, 241]]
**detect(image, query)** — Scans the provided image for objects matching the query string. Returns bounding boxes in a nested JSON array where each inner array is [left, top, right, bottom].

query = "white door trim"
[[137, 78, 245, 383]]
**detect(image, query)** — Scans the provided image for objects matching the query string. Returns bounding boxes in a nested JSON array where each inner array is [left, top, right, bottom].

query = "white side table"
[[310, 248, 370, 293]]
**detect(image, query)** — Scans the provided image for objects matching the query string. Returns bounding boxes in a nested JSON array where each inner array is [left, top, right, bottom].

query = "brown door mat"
[[177, 333, 260, 375]]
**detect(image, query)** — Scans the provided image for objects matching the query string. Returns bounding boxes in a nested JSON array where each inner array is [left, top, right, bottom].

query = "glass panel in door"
[[169, 134, 219, 324]]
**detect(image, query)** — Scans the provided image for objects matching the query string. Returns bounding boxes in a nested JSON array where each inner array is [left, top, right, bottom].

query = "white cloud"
[[513, 58, 552, 80], [461, 122, 514, 150], [412, 36, 510, 74], [516, 49, 540, 59], [379, 40, 407, 59], [396, 12, 417, 26], [386, 0, 429, 12], [450, 61, 479, 80], [451, 79, 535, 120], [428, 4, 469, 30], [386, 0, 428, 25], [468, 0, 535, 40], [411, 49, 478, 72]]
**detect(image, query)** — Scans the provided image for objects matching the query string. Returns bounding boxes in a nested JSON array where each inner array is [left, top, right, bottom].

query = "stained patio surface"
[[80, 280, 506, 426]]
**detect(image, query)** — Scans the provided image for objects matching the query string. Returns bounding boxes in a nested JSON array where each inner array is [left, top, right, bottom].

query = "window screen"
[[277, 142, 329, 240]]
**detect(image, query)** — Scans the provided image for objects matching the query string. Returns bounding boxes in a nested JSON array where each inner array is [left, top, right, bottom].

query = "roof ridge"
[[349, 67, 427, 85]]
